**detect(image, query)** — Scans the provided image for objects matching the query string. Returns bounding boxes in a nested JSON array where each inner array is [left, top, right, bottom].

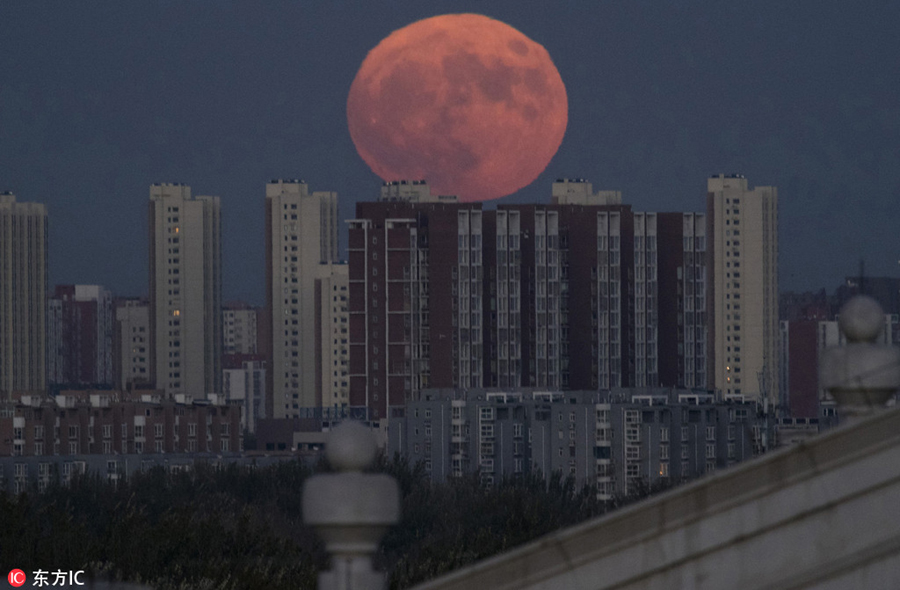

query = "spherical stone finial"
[[325, 421, 377, 471], [839, 295, 885, 343]]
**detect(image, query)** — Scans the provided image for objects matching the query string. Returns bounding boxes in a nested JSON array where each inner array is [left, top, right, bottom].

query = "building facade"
[[148, 184, 222, 397], [348, 179, 715, 418], [653, 212, 708, 389], [0, 392, 242, 460], [264, 179, 340, 418], [113, 298, 150, 392], [388, 388, 763, 500], [348, 181, 483, 422], [222, 355, 266, 434], [707, 174, 778, 403], [483, 200, 638, 391], [389, 180, 709, 394], [0, 192, 48, 398], [47, 284, 114, 389], [316, 264, 350, 410], [223, 302, 259, 356]]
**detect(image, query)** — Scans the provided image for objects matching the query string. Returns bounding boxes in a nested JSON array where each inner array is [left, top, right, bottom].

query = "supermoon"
[[347, 14, 568, 202]]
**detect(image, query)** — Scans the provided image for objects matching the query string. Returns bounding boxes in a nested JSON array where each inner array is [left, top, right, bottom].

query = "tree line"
[[0, 456, 669, 589]]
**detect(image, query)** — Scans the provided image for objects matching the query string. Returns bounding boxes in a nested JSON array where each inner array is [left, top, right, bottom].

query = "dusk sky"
[[2, 1, 898, 305]]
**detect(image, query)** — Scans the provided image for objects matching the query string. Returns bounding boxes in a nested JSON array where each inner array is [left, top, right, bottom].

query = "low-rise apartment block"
[[388, 388, 764, 500], [0, 392, 242, 461]]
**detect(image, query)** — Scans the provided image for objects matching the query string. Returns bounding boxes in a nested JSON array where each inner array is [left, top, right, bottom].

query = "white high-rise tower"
[[265, 179, 341, 418], [149, 183, 222, 397], [707, 174, 778, 404]]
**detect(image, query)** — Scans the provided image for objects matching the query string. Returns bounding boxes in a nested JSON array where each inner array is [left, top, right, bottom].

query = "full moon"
[[347, 14, 568, 202]]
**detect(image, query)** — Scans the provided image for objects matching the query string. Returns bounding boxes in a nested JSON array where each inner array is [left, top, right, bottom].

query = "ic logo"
[[7, 569, 26, 587]]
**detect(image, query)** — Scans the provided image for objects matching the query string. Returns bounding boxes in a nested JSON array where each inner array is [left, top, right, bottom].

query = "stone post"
[[820, 295, 900, 424], [303, 421, 400, 590]]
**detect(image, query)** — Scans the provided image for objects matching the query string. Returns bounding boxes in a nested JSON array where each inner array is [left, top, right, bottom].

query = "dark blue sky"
[[2, 1, 898, 305]]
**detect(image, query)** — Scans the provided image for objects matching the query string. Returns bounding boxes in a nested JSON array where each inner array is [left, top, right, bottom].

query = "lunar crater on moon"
[[347, 13, 568, 202]]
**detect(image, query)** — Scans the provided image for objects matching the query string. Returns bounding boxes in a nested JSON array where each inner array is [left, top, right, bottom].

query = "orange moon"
[[347, 14, 568, 202]]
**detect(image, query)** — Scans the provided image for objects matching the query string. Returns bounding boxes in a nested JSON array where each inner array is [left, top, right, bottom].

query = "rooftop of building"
[[411, 387, 756, 407], [4, 390, 240, 411]]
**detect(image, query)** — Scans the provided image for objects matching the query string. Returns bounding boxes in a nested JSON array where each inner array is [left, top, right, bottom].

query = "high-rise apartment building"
[[482, 181, 705, 392], [47, 285, 114, 388], [707, 174, 778, 402], [316, 264, 349, 410], [265, 179, 340, 418], [0, 192, 48, 397], [484, 200, 636, 391], [651, 212, 708, 388], [348, 181, 483, 421], [348, 179, 712, 416], [148, 183, 222, 397], [113, 298, 150, 392]]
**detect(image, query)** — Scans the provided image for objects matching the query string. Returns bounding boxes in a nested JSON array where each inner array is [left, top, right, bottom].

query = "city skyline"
[[2, 1, 899, 304]]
